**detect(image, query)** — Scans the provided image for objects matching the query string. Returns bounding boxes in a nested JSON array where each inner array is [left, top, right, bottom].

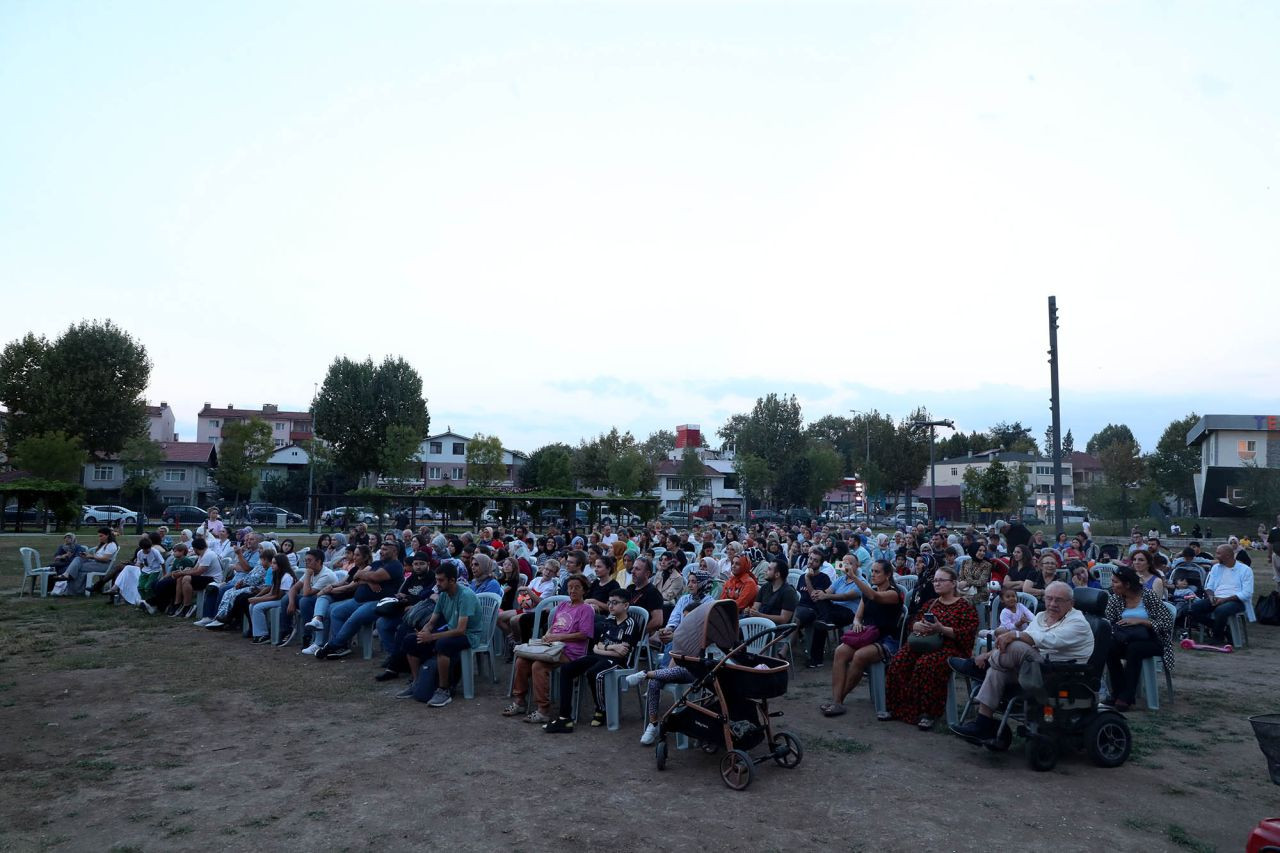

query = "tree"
[[979, 462, 1013, 514], [0, 321, 150, 458], [716, 413, 751, 452], [378, 424, 423, 486], [119, 436, 165, 511], [608, 448, 656, 496], [522, 443, 574, 491], [572, 428, 637, 490], [990, 421, 1039, 455], [880, 409, 932, 510], [961, 466, 984, 517], [260, 469, 310, 510], [801, 442, 844, 509], [1148, 413, 1200, 513], [11, 431, 86, 483], [1061, 429, 1075, 455], [640, 429, 676, 464], [212, 418, 274, 504], [736, 394, 804, 478], [734, 453, 774, 510], [313, 356, 429, 476], [674, 448, 707, 514], [1095, 439, 1146, 530], [1087, 423, 1138, 456], [806, 415, 858, 474], [1009, 463, 1030, 515], [465, 433, 507, 488], [1240, 462, 1280, 517]]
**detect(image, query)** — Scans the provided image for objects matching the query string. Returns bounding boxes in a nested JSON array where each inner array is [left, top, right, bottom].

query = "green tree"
[[1008, 463, 1031, 515], [734, 453, 774, 510], [119, 436, 165, 511], [608, 448, 656, 495], [522, 443, 575, 491], [979, 461, 1012, 513], [675, 448, 707, 515], [11, 431, 86, 483], [313, 356, 429, 476], [1148, 413, 1200, 513], [261, 469, 310, 510], [961, 466, 984, 517], [1061, 429, 1075, 455], [990, 421, 1039, 455], [801, 442, 844, 509], [640, 429, 676, 464], [1086, 423, 1138, 456], [1241, 462, 1280, 516], [716, 413, 751, 452], [465, 433, 507, 488], [736, 394, 804, 479], [1094, 439, 1146, 529], [0, 321, 150, 458], [379, 423, 423, 486], [880, 408, 932, 510], [805, 414, 858, 474], [213, 418, 274, 504]]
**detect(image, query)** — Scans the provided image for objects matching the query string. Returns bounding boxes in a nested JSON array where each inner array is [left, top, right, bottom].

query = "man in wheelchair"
[[950, 582, 1094, 745]]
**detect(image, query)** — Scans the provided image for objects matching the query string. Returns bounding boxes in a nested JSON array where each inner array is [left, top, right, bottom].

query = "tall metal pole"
[[1048, 296, 1065, 538], [911, 418, 954, 529]]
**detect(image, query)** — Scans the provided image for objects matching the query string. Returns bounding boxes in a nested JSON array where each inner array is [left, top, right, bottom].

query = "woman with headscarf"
[[906, 552, 940, 620], [508, 539, 535, 581]]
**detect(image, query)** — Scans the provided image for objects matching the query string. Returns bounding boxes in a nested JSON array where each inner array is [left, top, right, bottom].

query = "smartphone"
[[924, 613, 938, 623]]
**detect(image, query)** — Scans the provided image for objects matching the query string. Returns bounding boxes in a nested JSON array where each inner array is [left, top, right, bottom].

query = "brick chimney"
[[263, 403, 278, 414], [675, 424, 701, 449]]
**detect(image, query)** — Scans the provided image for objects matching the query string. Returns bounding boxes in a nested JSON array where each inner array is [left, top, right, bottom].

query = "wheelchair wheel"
[[771, 731, 803, 769], [1085, 711, 1132, 768], [655, 739, 668, 771], [720, 749, 755, 791], [1025, 734, 1058, 772]]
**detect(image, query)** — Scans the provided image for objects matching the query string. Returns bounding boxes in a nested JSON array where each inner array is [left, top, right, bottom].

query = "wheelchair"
[[957, 587, 1133, 772]]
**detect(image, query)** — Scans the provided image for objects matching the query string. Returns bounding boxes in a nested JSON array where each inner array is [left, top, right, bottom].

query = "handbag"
[[1112, 623, 1155, 646], [841, 625, 880, 649], [404, 599, 435, 630], [907, 632, 943, 653], [1255, 591, 1280, 626], [513, 640, 566, 663], [374, 597, 405, 618]]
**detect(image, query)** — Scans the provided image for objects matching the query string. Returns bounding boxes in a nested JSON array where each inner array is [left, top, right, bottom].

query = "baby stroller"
[[958, 587, 1133, 771], [655, 599, 802, 789]]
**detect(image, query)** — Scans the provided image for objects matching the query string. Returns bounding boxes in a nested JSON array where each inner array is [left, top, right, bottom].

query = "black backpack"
[[1257, 591, 1280, 626]]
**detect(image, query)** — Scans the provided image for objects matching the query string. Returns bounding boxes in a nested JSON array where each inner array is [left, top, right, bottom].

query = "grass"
[[804, 734, 872, 755], [1167, 824, 1216, 853]]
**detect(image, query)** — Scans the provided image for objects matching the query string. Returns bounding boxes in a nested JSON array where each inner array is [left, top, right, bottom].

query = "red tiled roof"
[[655, 460, 722, 477], [1070, 452, 1102, 471], [158, 442, 217, 465]]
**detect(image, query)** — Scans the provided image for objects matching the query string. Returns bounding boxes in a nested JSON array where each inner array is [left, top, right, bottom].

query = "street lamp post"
[[849, 409, 872, 512], [910, 418, 955, 528]]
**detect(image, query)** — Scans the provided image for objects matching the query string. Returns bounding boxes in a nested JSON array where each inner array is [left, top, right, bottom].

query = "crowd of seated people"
[[61, 508, 1262, 742]]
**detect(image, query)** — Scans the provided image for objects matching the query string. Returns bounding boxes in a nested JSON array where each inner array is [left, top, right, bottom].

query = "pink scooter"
[[1180, 638, 1233, 653]]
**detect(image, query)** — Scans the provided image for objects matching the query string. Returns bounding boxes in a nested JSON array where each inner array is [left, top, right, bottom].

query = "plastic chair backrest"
[[897, 574, 918, 595], [739, 616, 773, 653], [531, 595, 569, 639], [474, 592, 502, 652], [1017, 592, 1038, 613], [625, 605, 650, 666], [787, 569, 802, 589], [19, 547, 38, 573]]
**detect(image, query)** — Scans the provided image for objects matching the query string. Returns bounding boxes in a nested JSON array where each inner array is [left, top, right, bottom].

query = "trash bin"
[[1249, 714, 1280, 785], [277, 512, 288, 528]]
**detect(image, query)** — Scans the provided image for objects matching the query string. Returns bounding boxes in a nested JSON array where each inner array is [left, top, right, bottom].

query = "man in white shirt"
[[1188, 544, 1254, 643], [600, 524, 618, 547], [950, 582, 1093, 744]]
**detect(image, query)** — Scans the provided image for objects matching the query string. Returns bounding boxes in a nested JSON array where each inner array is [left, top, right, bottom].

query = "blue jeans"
[[250, 599, 283, 638], [329, 599, 378, 648], [285, 594, 318, 635], [1188, 597, 1245, 641], [377, 615, 402, 654]]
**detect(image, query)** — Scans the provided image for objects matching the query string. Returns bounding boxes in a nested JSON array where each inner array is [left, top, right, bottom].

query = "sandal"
[[501, 702, 527, 717], [918, 716, 935, 731], [821, 703, 847, 717]]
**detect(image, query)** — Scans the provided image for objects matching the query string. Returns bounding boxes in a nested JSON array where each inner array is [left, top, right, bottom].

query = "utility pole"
[[849, 409, 872, 513], [306, 382, 317, 533], [1048, 297, 1065, 538], [911, 418, 955, 528]]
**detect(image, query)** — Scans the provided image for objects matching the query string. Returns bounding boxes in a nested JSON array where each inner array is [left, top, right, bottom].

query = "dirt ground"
[[1, 543, 1277, 852]]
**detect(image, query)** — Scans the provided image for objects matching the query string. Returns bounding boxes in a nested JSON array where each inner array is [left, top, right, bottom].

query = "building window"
[[950, 467, 958, 476], [209, 419, 220, 428], [1232, 487, 1246, 500], [452, 467, 463, 480], [92, 464, 115, 481], [209, 437, 217, 444], [429, 441, 442, 454], [452, 442, 465, 456], [164, 469, 186, 482], [428, 466, 441, 479], [273, 438, 285, 447], [275, 422, 286, 431]]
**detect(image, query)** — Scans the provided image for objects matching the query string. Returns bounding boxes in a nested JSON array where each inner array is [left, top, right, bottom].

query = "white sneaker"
[[194, 618, 213, 627], [640, 723, 660, 745], [301, 643, 321, 655], [141, 601, 157, 615], [204, 620, 224, 629], [305, 616, 324, 630], [624, 671, 646, 688]]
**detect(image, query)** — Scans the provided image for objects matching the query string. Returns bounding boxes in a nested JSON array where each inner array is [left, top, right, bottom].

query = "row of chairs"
[[18, 547, 116, 598]]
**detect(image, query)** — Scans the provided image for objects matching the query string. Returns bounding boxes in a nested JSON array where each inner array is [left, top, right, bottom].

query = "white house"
[[1186, 414, 1280, 516], [84, 442, 219, 507], [415, 430, 526, 487], [649, 425, 743, 514], [930, 449, 1075, 512], [146, 402, 177, 443]]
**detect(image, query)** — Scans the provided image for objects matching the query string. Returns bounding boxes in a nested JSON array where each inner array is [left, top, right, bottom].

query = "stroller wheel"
[[771, 731, 804, 769], [655, 739, 668, 771], [1024, 734, 1058, 772], [720, 749, 755, 791], [1084, 711, 1132, 768]]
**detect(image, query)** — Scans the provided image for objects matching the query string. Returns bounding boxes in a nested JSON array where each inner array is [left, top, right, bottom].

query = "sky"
[[2, 0, 1277, 456]]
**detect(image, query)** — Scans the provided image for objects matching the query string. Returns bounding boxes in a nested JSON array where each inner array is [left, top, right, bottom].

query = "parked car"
[[600, 509, 643, 526], [658, 510, 692, 526], [247, 505, 303, 525], [783, 507, 813, 526], [746, 509, 783, 524], [3, 502, 54, 525], [1020, 513, 1048, 527], [161, 505, 208, 525], [82, 505, 138, 525], [321, 506, 382, 526]]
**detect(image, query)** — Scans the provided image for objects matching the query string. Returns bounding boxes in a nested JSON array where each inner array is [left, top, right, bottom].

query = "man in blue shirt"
[[317, 541, 403, 659]]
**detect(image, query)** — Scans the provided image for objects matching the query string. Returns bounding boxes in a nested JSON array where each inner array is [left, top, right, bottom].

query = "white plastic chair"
[[83, 549, 119, 597], [1135, 600, 1177, 710], [19, 547, 51, 597], [739, 616, 774, 654], [460, 592, 503, 699], [507, 594, 568, 696], [597, 605, 649, 730]]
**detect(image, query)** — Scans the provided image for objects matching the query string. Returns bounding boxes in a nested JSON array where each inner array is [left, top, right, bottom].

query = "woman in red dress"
[[884, 565, 978, 730]]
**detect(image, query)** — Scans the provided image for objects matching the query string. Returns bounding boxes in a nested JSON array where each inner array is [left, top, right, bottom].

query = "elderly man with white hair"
[[949, 581, 1094, 744]]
